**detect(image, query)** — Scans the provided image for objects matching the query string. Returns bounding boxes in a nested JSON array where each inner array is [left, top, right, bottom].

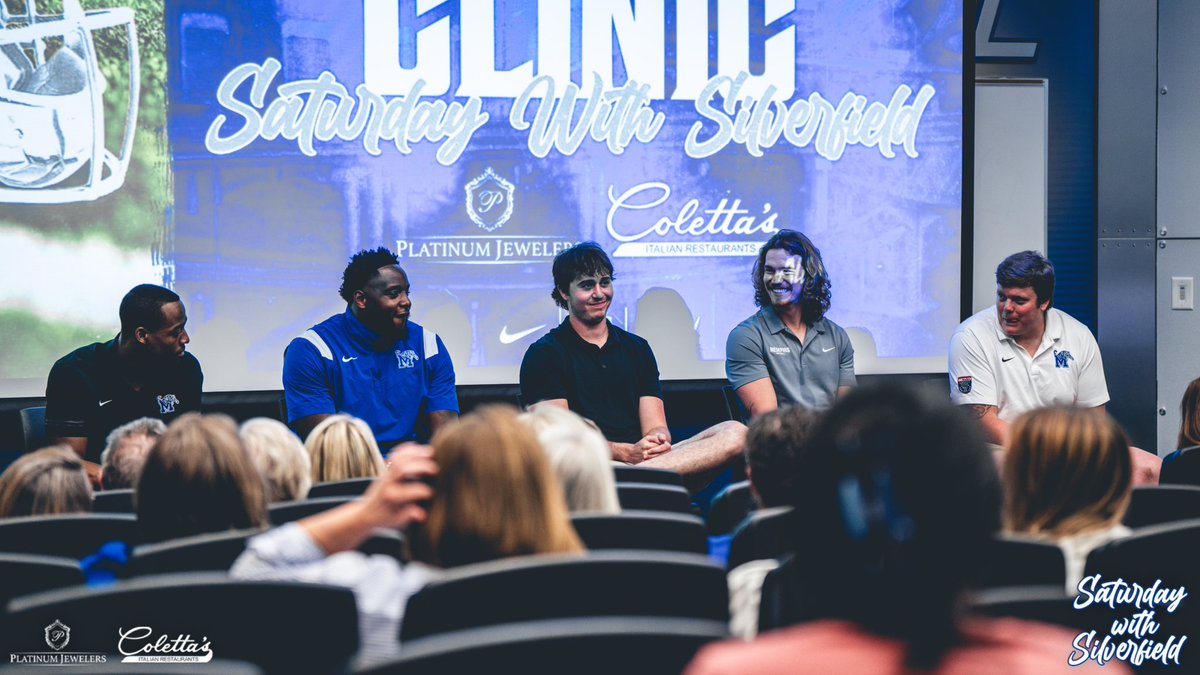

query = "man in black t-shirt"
[[520, 243, 745, 490], [45, 284, 203, 484]]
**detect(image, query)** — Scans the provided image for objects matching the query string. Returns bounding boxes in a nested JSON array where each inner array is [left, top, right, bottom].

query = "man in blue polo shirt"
[[283, 248, 458, 447]]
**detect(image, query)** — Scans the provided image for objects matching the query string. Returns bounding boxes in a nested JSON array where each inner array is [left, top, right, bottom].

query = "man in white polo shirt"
[[948, 251, 1107, 445]]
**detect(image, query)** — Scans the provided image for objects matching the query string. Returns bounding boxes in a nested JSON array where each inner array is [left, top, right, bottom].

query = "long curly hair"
[[752, 229, 832, 322]]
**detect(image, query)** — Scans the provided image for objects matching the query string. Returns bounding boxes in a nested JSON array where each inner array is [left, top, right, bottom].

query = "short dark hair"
[[550, 242, 615, 310], [995, 250, 1055, 307], [745, 406, 820, 507], [752, 230, 832, 322], [119, 284, 181, 337], [339, 248, 402, 303], [786, 385, 1000, 668]]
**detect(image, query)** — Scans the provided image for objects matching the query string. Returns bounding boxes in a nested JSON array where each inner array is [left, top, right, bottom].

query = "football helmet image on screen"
[[0, 0, 138, 203]]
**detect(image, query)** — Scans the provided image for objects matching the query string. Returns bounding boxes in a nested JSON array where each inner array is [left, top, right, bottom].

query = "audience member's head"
[[0, 446, 93, 519], [744, 405, 820, 508], [240, 418, 312, 502], [787, 385, 1000, 668], [305, 414, 385, 484], [519, 405, 620, 514], [414, 405, 583, 568], [100, 417, 165, 490], [136, 413, 268, 543], [1004, 406, 1132, 538], [1178, 377, 1200, 450]]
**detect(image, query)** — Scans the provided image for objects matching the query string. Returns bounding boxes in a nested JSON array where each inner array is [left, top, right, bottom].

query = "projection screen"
[[0, 0, 964, 394]]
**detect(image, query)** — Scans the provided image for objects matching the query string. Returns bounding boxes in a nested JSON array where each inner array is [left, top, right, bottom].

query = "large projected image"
[[1, 0, 963, 394]]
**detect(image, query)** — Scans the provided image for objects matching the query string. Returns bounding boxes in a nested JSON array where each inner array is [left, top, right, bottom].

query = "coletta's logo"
[[465, 167, 514, 232]]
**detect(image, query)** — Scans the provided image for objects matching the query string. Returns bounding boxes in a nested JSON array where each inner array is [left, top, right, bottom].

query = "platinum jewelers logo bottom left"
[[8, 620, 108, 665]]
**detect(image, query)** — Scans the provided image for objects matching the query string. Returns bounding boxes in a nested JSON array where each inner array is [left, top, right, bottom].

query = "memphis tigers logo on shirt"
[[1054, 350, 1074, 369], [157, 394, 180, 414], [395, 349, 419, 369]]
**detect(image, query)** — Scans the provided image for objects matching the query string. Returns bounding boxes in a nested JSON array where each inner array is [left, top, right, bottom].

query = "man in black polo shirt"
[[520, 243, 745, 489], [45, 284, 203, 484]]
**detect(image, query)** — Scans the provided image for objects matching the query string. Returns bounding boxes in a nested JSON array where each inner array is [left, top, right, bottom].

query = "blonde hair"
[[1004, 407, 1133, 538], [240, 418, 312, 502], [519, 406, 619, 514], [0, 445, 92, 519], [136, 414, 269, 543], [305, 415, 385, 483], [415, 405, 583, 567]]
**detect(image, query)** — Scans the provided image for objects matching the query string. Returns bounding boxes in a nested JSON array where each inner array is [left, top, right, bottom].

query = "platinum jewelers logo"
[[8, 620, 107, 665], [1069, 574, 1189, 667]]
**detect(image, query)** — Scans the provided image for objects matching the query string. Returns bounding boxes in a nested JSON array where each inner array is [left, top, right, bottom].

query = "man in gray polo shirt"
[[725, 230, 856, 417]]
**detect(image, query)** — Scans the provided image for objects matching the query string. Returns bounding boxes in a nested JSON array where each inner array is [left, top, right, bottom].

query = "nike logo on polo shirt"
[[342, 356, 358, 362], [500, 324, 546, 344], [98, 400, 113, 406], [1001, 356, 1015, 362], [822, 346, 835, 353]]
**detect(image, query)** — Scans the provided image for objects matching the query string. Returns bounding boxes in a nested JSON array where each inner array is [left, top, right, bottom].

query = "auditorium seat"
[[364, 616, 728, 675], [0, 514, 139, 558], [615, 483, 693, 513], [570, 511, 708, 554], [307, 477, 374, 498], [707, 480, 755, 535], [978, 535, 1067, 589], [2, 573, 358, 673], [1084, 519, 1199, 632], [398, 550, 729, 641], [267, 496, 354, 525], [0, 552, 85, 609], [130, 527, 265, 576], [92, 488, 135, 513], [1121, 485, 1200, 528], [971, 585, 1103, 632], [721, 384, 748, 424], [612, 465, 685, 487], [727, 506, 794, 570], [1161, 445, 1200, 486], [18, 406, 46, 452]]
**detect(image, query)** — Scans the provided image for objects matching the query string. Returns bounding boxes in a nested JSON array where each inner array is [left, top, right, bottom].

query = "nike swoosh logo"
[[822, 346, 836, 353], [1001, 357, 1015, 362], [342, 356, 358, 362], [500, 324, 546, 344], [98, 400, 113, 407]]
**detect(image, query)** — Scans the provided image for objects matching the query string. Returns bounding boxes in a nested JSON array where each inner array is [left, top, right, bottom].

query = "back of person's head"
[[1178, 377, 1200, 450], [119, 284, 181, 337], [0, 446, 93, 519], [1004, 406, 1132, 538], [789, 385, 1000, 668], [744, 405, 820, 507], [551, 242, 614, 310], [415, 405, 583, 568], [305, 414, 385, 483], [995, 250, 1055, 307], [136, 413, 268, 543], [100, 417, 166, 490], [519, 406, 619, 514], [240, 418, 312, 502]]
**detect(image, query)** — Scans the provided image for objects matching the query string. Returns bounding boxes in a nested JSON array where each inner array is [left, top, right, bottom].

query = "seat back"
[[1084, 519, 1200, 633], [307, 477, 374, 498], [399, 550, 728, 641], [1, 573, 358, 674], [615, 483, 693, 513], [1122, 485, 1200, 528], [977, 535, 1066, 589], [92, 488, 136, 513], [131, 528, 264, 577], [0, 514, 139, 558], [267, 496, 354, 525], [707, 480, 755, 535], [369, 617, 727, 675], [19, 406, 46, 452], [0, 553, 85, 609], [727, 506, 794, 569], [971, 585, 1106, 632], [570, 511, 708, 554], [612, 465, 684, 487], [1161, 446, 1200, 486]]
